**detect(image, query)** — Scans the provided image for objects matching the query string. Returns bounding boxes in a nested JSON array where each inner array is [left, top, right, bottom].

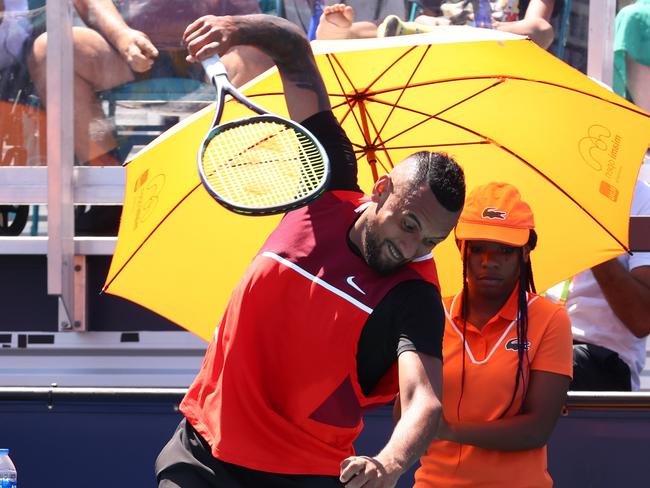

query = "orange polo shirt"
[[415, 289, 572, 488]]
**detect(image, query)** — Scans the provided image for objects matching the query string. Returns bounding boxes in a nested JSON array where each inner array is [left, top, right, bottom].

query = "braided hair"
[[501, 230, 537, 416]]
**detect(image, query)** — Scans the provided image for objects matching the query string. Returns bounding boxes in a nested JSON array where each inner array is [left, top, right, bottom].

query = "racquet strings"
[[201, 120, 327, 210]]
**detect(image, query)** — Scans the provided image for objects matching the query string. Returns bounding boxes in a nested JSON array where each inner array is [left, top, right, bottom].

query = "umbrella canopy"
[[104, 27, 650, 341]]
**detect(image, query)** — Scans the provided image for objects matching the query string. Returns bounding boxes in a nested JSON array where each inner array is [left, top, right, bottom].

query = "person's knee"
[[529, 18, 554, 49], [570, 344, 594, 389], [572, 344, 589, 368], [222, 47, 273, 88], [30, 32, 47, 61], [157, 464, 208, 488], [27, 33, 47, 74], [71, 27, 135, 89], [25, 33, 47, 96], [157, 473, 183, 488], [158, 478, 181, 488]]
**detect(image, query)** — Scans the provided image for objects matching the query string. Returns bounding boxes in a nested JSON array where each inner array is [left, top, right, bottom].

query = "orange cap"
[[455, 182, 534, 247]]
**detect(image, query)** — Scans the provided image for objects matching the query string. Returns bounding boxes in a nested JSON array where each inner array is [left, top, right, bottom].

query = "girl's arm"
[[438, 370, 570, 450]]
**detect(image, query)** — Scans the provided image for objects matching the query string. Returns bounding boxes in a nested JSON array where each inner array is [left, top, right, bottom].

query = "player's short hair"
[[407, 151, 466, 212]]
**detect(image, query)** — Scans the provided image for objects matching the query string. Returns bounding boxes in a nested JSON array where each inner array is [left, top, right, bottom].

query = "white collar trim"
[[445, 292, 539, 365]]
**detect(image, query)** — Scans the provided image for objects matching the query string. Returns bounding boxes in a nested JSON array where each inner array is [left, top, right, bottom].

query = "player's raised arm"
[[183, 14, 329, 123]]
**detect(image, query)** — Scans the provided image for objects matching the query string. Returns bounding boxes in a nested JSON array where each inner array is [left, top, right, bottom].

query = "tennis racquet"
[[198, 55, 330, 216]]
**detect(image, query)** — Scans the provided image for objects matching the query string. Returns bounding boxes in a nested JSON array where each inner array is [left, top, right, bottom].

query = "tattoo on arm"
[[235, 15, 330, 112]]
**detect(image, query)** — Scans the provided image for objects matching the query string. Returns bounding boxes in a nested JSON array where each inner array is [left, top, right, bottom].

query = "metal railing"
[[0, 0, 647, 337]]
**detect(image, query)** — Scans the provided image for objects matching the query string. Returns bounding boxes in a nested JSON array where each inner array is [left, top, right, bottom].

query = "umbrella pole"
[[358, 101, 379, 182], [366, 148, 379, 182]]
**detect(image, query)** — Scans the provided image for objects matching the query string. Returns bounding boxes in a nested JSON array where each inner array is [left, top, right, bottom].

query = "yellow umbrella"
[[104, 27, 650, 341]]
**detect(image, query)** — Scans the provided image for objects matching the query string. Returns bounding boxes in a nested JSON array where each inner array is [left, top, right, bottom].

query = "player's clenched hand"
[[339, 456, 400, 488], [183, 15, 239, 63], [115, 28, 158, 73]]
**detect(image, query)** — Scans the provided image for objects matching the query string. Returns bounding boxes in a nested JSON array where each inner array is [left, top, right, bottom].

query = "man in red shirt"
[[155, 13, 466, 488]]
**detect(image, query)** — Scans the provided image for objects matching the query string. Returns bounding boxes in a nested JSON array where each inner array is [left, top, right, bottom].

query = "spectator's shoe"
[[75, 205, 122, 236], [449, 9, 471, 25], [74, 147, 123, 236], [377, 15, 402, 37], [377, 15, 435, 37], [0, 205, 29, 236]]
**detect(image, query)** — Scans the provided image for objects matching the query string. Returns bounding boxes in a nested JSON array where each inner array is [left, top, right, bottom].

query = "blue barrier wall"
[[1, 390, 650, 488], [0, 391, 180, 488]]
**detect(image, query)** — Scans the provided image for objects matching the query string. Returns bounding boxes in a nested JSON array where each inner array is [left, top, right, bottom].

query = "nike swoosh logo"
[[346, 276, 366, 295]]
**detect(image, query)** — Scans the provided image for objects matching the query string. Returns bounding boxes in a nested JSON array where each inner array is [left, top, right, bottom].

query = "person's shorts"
[[571, 342, 632, 391], [156, 417, 344, 487]]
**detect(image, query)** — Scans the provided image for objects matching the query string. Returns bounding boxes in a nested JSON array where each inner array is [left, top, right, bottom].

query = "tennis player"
[[155, 13, 466, 488], [414, 182, 573, 487]]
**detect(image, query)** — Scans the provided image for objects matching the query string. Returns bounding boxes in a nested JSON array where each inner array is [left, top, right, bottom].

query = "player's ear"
[[371, 175, 393, 204]]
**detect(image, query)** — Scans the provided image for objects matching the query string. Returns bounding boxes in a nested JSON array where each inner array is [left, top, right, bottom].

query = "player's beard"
[[364, 221, 400, 275]]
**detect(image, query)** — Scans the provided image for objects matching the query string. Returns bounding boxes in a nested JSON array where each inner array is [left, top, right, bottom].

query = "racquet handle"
[[202, 55, 229, 81]]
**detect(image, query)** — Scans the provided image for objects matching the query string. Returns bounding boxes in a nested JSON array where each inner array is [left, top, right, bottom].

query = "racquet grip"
[[202, 55, 229, 81]]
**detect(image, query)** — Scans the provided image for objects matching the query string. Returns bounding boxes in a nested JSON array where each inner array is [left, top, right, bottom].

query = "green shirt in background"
[[613, 0, 650, 100]]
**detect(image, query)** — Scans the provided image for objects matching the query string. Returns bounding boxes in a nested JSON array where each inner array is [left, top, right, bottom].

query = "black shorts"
[[132, 51, 205, 82], [571, 342, 632, 391], [155, 417, 344, 488]]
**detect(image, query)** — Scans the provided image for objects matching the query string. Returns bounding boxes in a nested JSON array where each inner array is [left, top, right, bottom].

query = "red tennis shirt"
[[181, 191, 439, 475]]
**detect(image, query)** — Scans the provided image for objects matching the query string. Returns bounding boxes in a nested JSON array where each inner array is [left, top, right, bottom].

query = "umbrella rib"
[[362, 81, 504, 147], [357, 102, 395, 176], [355, 75, 650, 117], [325, 53, 370, 145], [345, 70, 635, 249], [507, 77, 650, 116], [224, 75, 649, 125], [432, 79, 504, 118], [352, 141, 489, 174], [370, 45, 431, 149], [103, 183, 205, 292], [356, 75, 506, 97], [233, 75, 640, 249], [435, 113, 632, 252], [331, 99, 356, 126], [361, 103, 395, 170], [328, 45, 423, 97], [353, 141, 490, 152], [351, 148, 393, 175], [339, 93, 498, 167], [325, 46, 431, 161], [345, 76, 632, 252], [495, 142, 631, 252], [325, 53, 394, 174]]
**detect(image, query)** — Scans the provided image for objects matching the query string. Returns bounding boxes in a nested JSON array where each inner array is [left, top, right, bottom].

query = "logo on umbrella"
[[482, 207, 506, 220], [132, 171, 166, 230], [578, 124, 622, 172]]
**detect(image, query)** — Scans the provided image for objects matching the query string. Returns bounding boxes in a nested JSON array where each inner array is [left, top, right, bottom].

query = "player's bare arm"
[[591, 261, 650, 338], [183, 14, 330, 122], [340, 351, 442, 487]]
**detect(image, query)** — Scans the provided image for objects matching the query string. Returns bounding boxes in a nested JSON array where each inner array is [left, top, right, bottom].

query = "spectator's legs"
[[315, 3, 379, 40], [316, 3, 356, 39], [626, 56, 650, 112], [221, 47, 274, 88], [27, 27, 136, 166]]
